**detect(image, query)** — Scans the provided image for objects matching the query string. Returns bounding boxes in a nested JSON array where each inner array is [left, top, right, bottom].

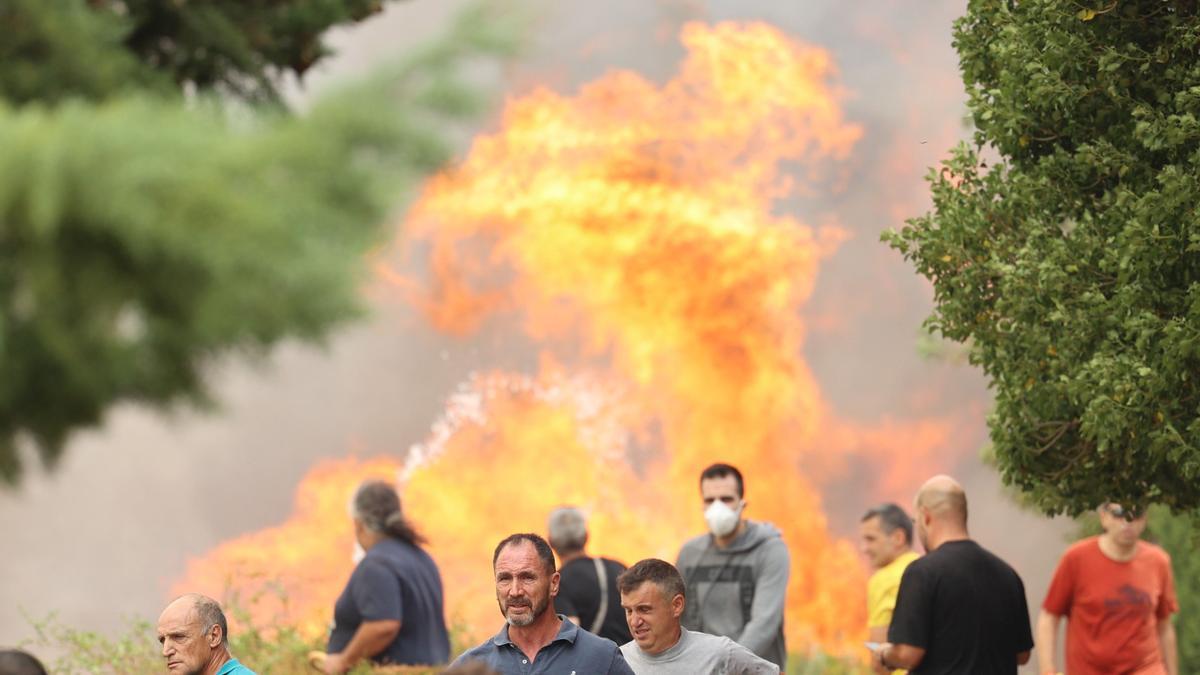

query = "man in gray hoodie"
[[675, 463, 790, 670]]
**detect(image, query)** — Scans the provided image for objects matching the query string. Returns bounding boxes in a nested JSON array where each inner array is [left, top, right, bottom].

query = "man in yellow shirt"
[[860, 503, 919, 675]]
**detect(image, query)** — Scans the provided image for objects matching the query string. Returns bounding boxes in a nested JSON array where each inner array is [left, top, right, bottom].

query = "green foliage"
[[885, 1, 1200, 515], [0, 0, 169, 104], [23, 610, 431, 674], [1145, 508, 1200, 666], [0, 3, 520, 483], [1, 0, 407, 105]]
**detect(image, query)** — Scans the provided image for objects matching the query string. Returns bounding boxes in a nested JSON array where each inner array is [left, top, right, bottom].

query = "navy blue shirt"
[[327, 538, 450, 665], [452, 616, 634, 675]]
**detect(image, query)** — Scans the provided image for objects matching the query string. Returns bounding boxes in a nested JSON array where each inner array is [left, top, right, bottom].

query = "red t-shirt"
[[1042, 537, 1178, 674]]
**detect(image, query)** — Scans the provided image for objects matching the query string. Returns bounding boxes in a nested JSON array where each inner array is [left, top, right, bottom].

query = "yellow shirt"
[[867, 551, 919, 675]]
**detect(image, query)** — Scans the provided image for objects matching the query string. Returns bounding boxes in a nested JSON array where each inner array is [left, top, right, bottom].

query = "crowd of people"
[[0, 463, 1180, 675]]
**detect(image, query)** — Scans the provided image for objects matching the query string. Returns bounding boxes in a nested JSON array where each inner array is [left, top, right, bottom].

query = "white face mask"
[[704, 499, 743, 538]]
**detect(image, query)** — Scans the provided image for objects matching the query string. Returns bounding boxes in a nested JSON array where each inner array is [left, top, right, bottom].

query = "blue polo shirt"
[[216, 658, 255, 675], [452, 615, 634, 675]]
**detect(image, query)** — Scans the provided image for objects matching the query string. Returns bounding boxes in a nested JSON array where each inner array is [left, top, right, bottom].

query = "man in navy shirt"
[[452, 533, 635, 675], [322, 480, 449, 672]]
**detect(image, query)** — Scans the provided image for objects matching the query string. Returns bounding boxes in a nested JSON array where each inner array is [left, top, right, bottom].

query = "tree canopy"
[[0, 1, 517, 483], [886, 0, 1200, 515], [2, 0, 397, 105]]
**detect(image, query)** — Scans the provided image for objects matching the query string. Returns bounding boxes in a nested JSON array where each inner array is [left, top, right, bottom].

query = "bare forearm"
[[1035, 610, 1060, 673], [335, 620, 401, 668], [868, 626, 887, 643], [1159, 620, 1177, 675], [880, 644, 924, 670]]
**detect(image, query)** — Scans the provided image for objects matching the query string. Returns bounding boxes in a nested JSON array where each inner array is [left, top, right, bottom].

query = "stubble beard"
[[502, 594, 548, 627]]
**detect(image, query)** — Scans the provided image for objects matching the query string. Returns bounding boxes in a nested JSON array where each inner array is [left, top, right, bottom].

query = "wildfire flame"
[[175, 20, 962, 660]]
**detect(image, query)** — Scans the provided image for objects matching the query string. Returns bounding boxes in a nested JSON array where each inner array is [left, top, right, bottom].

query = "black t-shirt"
[[554, 557, 632, 644], [888, 540, 1033, 674], [327, 538, 450, 665]]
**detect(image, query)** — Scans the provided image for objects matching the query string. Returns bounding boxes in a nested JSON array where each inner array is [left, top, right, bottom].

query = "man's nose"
[[161, 640, 172, 657]]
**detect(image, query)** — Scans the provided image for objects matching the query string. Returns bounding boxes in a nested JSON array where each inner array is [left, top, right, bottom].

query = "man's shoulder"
[[872, 551, 918, 583], [1062, 536, 1099, 559], [1137, 539, 1172, 564], [677, 533, 711, 564], [686, 629, 737, 650], [573, 624, 622, 652], [453, 637, 504, 665], [216, 659, 256, 675]]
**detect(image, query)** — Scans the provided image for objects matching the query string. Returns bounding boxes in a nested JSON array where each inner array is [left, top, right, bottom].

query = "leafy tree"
[[2, 0, 398, 105], [886, 1, 1200, 515], [0, 1, 518, 483]]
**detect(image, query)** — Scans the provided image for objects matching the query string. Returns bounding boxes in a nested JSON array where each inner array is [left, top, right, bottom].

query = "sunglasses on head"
[[1103, 504, 1143, 521]]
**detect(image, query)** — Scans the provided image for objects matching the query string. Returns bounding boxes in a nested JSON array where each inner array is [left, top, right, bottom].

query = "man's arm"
[[1035, 610, 1061, 674], [724, 637, 780, 674], [735, 539, 789, 656], [872, 642, 924, 670], [321, 620, 402, 674], [1158, 617, 1178, 675]]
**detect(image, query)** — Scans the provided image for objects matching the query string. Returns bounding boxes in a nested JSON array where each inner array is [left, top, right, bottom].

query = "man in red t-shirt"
[[1036, 504, 1178, 675]]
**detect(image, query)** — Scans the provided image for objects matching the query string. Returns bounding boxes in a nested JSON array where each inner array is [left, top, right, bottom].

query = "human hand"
[[870, 642, 894, 674], [319, 652, 348, 674]]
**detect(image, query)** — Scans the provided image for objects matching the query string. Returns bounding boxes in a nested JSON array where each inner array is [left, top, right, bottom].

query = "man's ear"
[[671, 594, 685, 619], [207, 624, 223, 648], [550, 571, 561, 598]]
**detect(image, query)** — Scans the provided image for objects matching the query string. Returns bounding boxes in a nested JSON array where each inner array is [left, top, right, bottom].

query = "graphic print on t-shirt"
[[1103, 583, 1154, 618], [682, 564, 756, 625]]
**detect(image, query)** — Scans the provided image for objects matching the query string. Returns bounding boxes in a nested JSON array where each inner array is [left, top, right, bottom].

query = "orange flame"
[[176, 21, 963, 660], [399, 21, 869, 651]]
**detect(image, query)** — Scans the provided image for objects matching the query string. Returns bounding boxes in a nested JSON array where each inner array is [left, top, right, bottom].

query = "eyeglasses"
[[1103, 505, 1143, 521]]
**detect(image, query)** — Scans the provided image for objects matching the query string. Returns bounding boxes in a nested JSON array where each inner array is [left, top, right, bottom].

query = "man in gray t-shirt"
[[617, 559, 778, 675]]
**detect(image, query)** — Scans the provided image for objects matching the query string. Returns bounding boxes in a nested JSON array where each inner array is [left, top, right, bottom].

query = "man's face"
[[494, 541, 559, 628], [156, 601, 216, 675], [620, 581, 684, 656], [1099, 504, 1148, 547], [700, 475, 742, 513], [913, 502, 931, 552], [859, 516, 906, 569]]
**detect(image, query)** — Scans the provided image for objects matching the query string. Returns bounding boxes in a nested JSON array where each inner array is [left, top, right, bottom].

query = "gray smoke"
[[0, 4, 1069, 671]]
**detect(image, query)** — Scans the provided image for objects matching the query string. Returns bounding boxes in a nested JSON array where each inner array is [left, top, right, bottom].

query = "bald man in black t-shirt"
[[871, 475, 1033, 674]]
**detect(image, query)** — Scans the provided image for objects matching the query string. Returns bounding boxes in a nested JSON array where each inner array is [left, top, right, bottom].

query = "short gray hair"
[[177, 594, 228, 645], [547, 506, 588, 555]]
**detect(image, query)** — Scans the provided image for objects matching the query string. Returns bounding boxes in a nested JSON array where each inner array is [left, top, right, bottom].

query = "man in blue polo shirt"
[[157, 594, 256, 675], [452, 533, 634, 675]]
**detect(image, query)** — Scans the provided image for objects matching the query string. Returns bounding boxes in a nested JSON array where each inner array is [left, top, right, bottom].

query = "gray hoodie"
[[675, 521, 790, 670]]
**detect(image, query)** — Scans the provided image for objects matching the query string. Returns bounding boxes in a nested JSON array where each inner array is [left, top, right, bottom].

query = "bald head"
[[158, 594, 228, 645], [916, 475, 968, 527]]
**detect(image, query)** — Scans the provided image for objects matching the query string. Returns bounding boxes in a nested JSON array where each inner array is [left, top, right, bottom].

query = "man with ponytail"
[[318, 480, 450, 673]]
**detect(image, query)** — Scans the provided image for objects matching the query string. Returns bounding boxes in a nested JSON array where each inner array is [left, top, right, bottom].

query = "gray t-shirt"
[[619, 628, 779, 675]]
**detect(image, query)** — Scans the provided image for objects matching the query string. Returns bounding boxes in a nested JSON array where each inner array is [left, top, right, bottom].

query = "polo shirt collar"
[[491, 614, 577, 647]]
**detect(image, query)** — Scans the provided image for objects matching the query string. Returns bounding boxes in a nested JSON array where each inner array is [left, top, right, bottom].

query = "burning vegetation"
[[176, 21, 960, 660]]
